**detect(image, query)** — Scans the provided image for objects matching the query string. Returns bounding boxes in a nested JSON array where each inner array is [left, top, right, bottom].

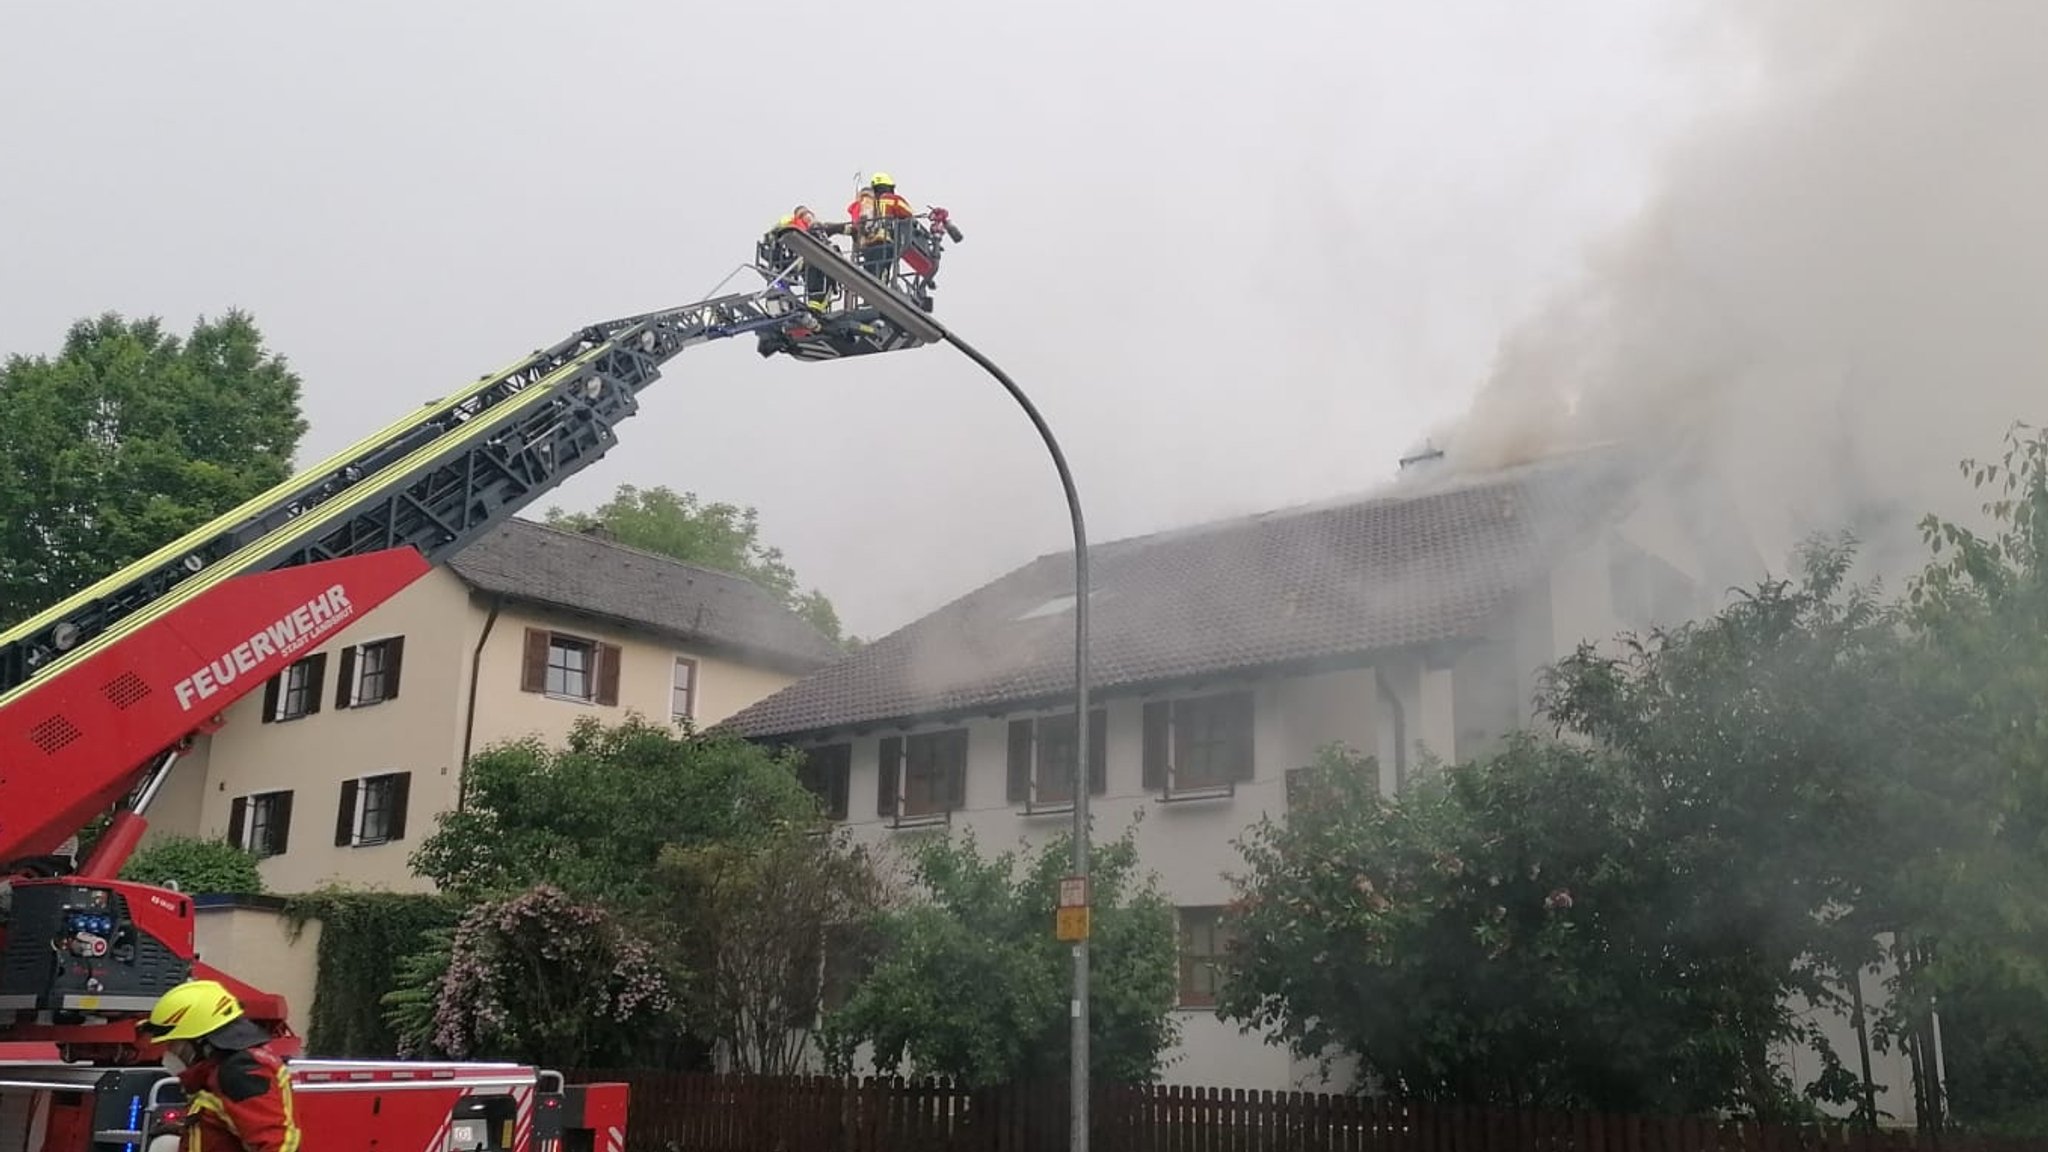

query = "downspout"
[[458, 593, 505, 811], [1376, 668, 1408, 791]]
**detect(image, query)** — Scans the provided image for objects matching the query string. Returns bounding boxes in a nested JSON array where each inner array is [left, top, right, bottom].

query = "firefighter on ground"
[[847, 171, 915, 280], [139, 979, 302, 1152]]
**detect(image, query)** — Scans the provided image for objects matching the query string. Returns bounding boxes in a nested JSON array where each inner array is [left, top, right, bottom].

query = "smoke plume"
[[1430, 0, 2048, 583]]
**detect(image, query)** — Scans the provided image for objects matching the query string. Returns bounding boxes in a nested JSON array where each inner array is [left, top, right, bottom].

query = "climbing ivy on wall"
[[284, 890, 462, 1058]]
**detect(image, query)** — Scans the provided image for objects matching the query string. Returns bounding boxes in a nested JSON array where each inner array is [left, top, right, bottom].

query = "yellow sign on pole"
[[1055, 906, 1091, 941]]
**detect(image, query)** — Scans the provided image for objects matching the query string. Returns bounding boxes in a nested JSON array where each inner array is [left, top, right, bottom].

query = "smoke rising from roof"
[[1428, 0, 2048, 580]]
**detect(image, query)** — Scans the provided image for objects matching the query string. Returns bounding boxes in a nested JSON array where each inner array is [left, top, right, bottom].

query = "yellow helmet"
[[139, 979, 245, 1043], [869, 171, 894, 188]]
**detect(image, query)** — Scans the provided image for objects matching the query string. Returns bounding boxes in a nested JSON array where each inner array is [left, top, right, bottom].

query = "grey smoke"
[[1429, 0, 2048, 583]]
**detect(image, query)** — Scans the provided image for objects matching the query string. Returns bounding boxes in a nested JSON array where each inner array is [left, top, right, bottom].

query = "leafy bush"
[[120, 835, 264, 895]]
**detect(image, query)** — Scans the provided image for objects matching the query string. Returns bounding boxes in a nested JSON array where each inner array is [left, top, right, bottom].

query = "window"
[[520, 628, 621, 705], [796, 743, 851, 821], [1177, 906, 1232, 1008], [876, 728, 968, 823], [1007, 709, 1107, 810], [671, 657, 698, 723], [335, 772, 412, 847], [336, 636, 405, 709], [549, 636, 592, 698], [228, 790, 294, 858], [1142, 691, 1255, 795], [260, 654, 326, 723], [1609, 540, 1698, 631], [818, 922, 871, 1015]]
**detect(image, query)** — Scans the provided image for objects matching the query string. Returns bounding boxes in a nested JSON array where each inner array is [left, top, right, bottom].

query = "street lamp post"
[[777, 230, 1093, 1152]]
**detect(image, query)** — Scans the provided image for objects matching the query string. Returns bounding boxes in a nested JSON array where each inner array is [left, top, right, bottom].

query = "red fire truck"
[[0, 224, 954, 1149]]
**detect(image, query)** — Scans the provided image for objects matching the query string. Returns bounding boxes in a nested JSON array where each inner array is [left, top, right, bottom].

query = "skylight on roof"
[[1015, 594, 1076, 621], [1012, 589, 1105, 622]]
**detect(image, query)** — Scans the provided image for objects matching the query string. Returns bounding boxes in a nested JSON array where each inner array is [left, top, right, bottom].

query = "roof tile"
[[445, 519, 842, 672], [723, 450, 1634, 738]]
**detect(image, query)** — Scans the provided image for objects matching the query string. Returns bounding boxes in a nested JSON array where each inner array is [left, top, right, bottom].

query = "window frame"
[[671, 656, 698, 724], [228, 789, 294, 859], [1176, 905, 1231, 1008], [1007, 708, 1108, 813], [262, 654, 326, 723], [335, 771, 413, 848], [519, 627, 621, 706], [336, 635, 405, 709], [1142, 690, 1256, 799], [796, 743, 852, 821], [876, 728, 969, 826]]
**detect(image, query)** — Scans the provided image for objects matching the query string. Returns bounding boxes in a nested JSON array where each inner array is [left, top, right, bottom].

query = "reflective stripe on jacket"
[[178, 1045, 302, 1152]]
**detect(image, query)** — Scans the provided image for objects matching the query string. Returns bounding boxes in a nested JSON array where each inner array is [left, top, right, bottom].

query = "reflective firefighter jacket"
[[175, 1044, 302, 1152]]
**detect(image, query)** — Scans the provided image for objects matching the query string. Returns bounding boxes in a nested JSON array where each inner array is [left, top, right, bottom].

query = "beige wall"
[[807, 665, 1399, 1091], [192, 901, 322, 1042], [184, 571, 474, 894], [142, 735, 212, 852], [151, 571, 813, 896], [466, 596, 804, 755]]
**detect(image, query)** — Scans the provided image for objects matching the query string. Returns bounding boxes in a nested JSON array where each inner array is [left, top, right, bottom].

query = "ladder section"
[[0, 291, 778, 706]]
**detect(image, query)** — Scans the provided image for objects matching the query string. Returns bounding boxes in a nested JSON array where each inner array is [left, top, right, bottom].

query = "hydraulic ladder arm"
[[0, 286, 812, 1058]]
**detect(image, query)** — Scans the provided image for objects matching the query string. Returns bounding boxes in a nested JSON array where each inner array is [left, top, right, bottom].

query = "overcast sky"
[[0, 0, 1725, 638]]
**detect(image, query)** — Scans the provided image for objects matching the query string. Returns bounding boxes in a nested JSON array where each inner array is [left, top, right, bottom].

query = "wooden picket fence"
[[562, 1071, 2041, 1152]]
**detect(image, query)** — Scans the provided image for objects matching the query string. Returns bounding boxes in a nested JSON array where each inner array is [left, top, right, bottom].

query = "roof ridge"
[[499, 517, 782, 594], [1023, 442, 1632, 563]]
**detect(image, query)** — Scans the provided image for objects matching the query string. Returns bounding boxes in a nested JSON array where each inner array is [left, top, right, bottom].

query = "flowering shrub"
[[423, 884, 678, 1067]]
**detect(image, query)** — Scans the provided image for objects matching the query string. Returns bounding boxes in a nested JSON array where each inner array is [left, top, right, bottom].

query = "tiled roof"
[[444, 519, 843, 672], [720, 448, 1638, 739]]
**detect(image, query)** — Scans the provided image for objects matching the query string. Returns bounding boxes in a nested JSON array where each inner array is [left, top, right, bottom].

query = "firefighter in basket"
[[139, 979, 303, 1152], [847, 171, 916, 280]]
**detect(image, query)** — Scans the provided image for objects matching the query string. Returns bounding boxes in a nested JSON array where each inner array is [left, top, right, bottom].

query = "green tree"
[[120, 835, 265, 895], [1225, 537, 1923, 1118], [0, 311, 306, 623], [1885, 423, 2048, 1133], [545, 484, 853, 646], [649, 825, 889, 1075], [411, 715, 824, 904], [820, 824, 1180, 1087]]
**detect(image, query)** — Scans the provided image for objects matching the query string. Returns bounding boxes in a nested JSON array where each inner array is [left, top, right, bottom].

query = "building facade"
[[145, 518, 843, 896], [722, 448, 1920, 1115]]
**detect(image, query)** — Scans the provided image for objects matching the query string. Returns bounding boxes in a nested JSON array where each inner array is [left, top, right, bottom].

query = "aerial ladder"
[[0, 206, 962, 1151]]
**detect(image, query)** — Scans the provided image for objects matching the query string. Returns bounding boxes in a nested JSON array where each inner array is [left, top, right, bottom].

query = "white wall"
[[796, 517, 1915, 1116], [813, 665, 1403, 1091]]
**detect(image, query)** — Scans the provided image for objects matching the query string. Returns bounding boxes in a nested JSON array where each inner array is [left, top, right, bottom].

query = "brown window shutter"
[[334, 645, 358, 710], [946, 729, 968, 810], [1142, 700, 1170, 790], [383, 637, 406, 700], [1230, 690, 1257, 781], [228, 797, 247, 847], [877, 736, 902, 817], [520, 629, 549, 693], [304, 653, 327, 715], [335, 779, 359, 847], [260, 675, 280, 723], [1088, 707, 1108, 795], [1007, 720, 1033, 803], [827, 750, 850, 821], [596, 643, 622, 706], [272, 791, 294, 855], [389, 772, 412, 840]]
